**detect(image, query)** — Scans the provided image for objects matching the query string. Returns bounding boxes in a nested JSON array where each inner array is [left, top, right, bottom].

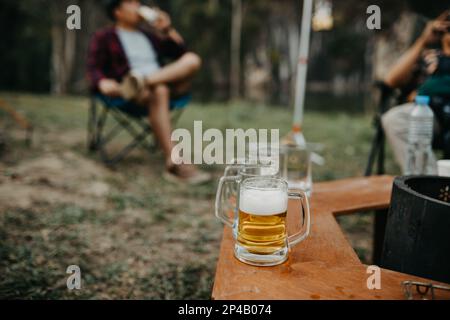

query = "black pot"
[[382, 176, 450, 284]]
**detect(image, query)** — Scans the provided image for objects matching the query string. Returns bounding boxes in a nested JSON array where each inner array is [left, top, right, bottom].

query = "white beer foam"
[[239, 189, 287, 216]]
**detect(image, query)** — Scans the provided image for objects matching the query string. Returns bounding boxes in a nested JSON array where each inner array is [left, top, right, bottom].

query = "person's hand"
[[423, 49, 439, 75], [151, 8, 184, 44], [153, 9, 172, 33], [98, 79, 121, 97], [419, 11, 450, 46]]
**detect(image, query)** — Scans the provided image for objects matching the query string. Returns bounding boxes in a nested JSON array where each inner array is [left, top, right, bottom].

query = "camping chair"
[[366, 80, 450, 264], [365, 81, 396, 177], [87, 94, 190, 165], [366, 81, 450, 176]]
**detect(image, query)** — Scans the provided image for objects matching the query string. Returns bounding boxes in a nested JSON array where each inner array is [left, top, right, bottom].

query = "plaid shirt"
[[87, 26, 187, 92]]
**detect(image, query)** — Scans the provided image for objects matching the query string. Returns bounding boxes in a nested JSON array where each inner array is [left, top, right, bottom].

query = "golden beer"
[[237, 188, 288, 255], [237, 210, 287, 254]]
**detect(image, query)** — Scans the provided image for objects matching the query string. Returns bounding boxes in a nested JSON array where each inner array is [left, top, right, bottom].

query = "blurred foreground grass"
[[0, 93, 400, 299]]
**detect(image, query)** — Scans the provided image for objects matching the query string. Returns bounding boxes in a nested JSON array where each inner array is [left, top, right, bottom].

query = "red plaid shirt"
[[87, 26, 187, 92]]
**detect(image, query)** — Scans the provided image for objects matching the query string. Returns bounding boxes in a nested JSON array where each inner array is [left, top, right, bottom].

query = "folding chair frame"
[[365, 81, 396, 176], [88, 96, 184, 166]]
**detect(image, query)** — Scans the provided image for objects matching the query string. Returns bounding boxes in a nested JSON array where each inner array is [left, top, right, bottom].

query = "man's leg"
[[381, 103, 414, 173], [381, 102, 439, 173], [121, 53, 200, 103], [145, 52, 201, 87], [144, 84, 201, 172], [146, 84, 173, 166], [126, 83, 209, 184], [170, 78, 193, 97]]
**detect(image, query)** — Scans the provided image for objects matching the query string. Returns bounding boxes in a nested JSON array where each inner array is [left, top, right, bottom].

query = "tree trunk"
[[230, 0, 242, 100], [50, 0, 108, 94], [50, 0, 78, 94], [72, 0, 109, 93]]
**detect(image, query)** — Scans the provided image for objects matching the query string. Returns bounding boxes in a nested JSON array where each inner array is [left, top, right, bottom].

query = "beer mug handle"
[[287, 191, 311, 247], [215, 175, 239, 228], [224, 164, 240, 177]]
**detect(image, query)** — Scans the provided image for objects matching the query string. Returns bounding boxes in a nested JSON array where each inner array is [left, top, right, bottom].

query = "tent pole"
[[292, 0, 313, 147]]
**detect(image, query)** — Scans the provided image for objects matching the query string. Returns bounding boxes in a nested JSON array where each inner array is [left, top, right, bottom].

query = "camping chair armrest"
[[373, 80, 398, 115]]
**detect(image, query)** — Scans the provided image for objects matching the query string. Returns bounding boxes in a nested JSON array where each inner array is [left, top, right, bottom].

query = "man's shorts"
[[97, 93, 192, 118]]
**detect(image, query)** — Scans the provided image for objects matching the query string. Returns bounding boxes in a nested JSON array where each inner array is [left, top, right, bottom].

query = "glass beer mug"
[[221, 161, 279, 217], [215, 176, 311, 266], [223, 157, 278, 178], [280, 145, 313, 196]]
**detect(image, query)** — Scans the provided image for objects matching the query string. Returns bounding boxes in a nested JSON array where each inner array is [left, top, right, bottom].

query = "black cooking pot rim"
[[395, 175, 450, 207]]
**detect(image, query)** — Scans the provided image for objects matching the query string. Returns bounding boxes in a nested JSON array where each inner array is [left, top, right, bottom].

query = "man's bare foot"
[[163, 163, 211, 185]]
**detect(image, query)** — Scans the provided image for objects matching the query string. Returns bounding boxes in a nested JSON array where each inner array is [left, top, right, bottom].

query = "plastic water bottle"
[[405, 95, 437, 175]]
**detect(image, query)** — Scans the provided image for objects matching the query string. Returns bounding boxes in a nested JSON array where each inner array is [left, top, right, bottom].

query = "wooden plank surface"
[[212, 175, 450, 300]]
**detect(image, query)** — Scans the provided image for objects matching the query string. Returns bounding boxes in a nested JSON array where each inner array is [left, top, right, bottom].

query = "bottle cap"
[[415, 95, 430, 105]]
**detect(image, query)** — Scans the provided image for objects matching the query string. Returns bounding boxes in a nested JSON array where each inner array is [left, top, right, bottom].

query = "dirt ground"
[[0, 122, 222, 299]]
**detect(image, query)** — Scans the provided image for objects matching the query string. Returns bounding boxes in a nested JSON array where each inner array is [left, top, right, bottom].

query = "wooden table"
[[212, 175, 450, 300]]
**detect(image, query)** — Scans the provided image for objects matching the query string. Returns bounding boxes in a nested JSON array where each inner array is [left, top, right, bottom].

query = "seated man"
[[382, 10, 450, 173], [87, 0, 210, 184]]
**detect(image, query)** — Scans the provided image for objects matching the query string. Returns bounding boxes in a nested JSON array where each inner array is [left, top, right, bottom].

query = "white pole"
[[292, 0, 313, 147]]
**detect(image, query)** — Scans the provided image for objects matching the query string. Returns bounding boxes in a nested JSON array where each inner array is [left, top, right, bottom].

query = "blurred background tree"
[[0, 0, 51, 92], [0, 0, 447, 105]]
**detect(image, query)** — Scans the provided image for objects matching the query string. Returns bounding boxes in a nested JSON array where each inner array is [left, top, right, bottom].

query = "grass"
[[0, 93, 401, 299]]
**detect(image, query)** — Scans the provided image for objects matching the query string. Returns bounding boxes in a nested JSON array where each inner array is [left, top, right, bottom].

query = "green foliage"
[[0, 0, 51, 92], [1, 0, 431, 100], [154, 0, 233, 100]]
